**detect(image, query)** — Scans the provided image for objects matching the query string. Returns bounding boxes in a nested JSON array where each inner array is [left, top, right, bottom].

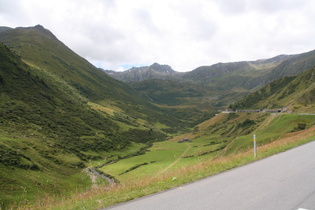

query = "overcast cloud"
[[1, 0, 315, 72]]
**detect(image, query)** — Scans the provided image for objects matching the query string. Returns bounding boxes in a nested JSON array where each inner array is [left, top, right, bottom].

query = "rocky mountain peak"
[[0, 26, 12, 32], [149, 62, 176, 74]]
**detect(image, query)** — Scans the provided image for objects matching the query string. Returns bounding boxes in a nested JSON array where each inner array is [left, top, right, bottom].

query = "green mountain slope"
[[229, 67, 315, 112], [183, 61, 255, 83], [130, 79, 215, 106], [181, 52, 315, 91], [0, 25, 151, 105], [0, 42, 122, 207], [0, 25, 196, 129], [264, 49, 315, 84], [130, 78, 248, 110]]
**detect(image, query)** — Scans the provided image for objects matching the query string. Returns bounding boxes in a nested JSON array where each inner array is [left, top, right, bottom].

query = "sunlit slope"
[[99, 112, 315, 182], [0, 25, 195, 130], [230, 67, 315, 112], [0, 42, 116, 207], [0, 25, 130, 101], [0, 25, 162, 118], [181, 50, 315, 91]]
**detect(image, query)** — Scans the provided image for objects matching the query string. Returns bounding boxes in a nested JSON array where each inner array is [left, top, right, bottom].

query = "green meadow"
[[98, 113, 315, 185]]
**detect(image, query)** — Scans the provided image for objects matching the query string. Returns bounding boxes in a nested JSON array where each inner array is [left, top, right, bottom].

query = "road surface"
[[106, 141, 315, 210]]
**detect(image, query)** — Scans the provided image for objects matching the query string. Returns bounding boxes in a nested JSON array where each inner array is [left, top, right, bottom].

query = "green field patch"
[[99, 114, 315, 184], [85, 142, 147, 167], [181, 135, 225, 157], [100, 141, 188, 181], [225, 114, 315, 154], [0, 135, 91, 208]]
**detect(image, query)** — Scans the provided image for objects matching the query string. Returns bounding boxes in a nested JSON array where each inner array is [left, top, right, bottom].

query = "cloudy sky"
[[1, 0, 315, 72]]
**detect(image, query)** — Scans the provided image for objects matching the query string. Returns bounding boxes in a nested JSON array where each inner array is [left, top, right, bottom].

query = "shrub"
[[292, 123, 306, 132]]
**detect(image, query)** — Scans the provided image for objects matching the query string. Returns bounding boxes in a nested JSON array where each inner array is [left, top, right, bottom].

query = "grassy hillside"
[[0, 25, 125, 101], [264, 49, 315, 84], [229, 67, 315, 112], [181, 52, 315, 91], [98, 113, 315, 182], [0, 26, 177, 125], [182, 61, 255, 84], [0, 42, 110, 207], [131, 79, 224, 106]]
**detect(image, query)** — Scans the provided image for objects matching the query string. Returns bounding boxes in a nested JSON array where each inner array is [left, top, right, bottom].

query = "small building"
[[178, 138, 191, 143]]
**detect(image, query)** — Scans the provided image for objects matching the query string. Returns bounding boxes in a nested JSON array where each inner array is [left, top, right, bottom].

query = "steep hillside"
[[229, 67, 315, 112], [0, 25, 195, 129], [0, 42, 117, 145], [264, 49, 315, 84], [104, 62, 182, 82], [0, 42, 129, 207], [0, 25, 150, 104]]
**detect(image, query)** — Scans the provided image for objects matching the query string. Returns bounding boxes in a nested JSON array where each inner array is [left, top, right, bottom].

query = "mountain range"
[[106, 50, 315, 92], [104, 49, 315, 110]]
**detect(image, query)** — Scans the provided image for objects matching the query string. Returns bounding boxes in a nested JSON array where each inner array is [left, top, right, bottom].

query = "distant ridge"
[[0, 26, 12, 32], [105, 49, 315, 93], [104, 62, 182, 82], [181, 51, 315, 91]]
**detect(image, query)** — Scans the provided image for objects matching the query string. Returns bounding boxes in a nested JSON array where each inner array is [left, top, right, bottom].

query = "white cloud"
[[1, 0, 315, 72]]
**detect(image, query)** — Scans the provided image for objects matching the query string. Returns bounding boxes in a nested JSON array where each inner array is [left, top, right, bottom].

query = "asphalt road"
[[106, 141, 315, 210]]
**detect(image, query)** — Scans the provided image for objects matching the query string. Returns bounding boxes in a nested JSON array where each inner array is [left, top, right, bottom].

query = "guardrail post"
[[254, 134, 257, 158]]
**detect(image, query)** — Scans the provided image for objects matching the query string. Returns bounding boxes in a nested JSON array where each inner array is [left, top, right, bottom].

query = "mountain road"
[[106, 141, 315, 210]]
